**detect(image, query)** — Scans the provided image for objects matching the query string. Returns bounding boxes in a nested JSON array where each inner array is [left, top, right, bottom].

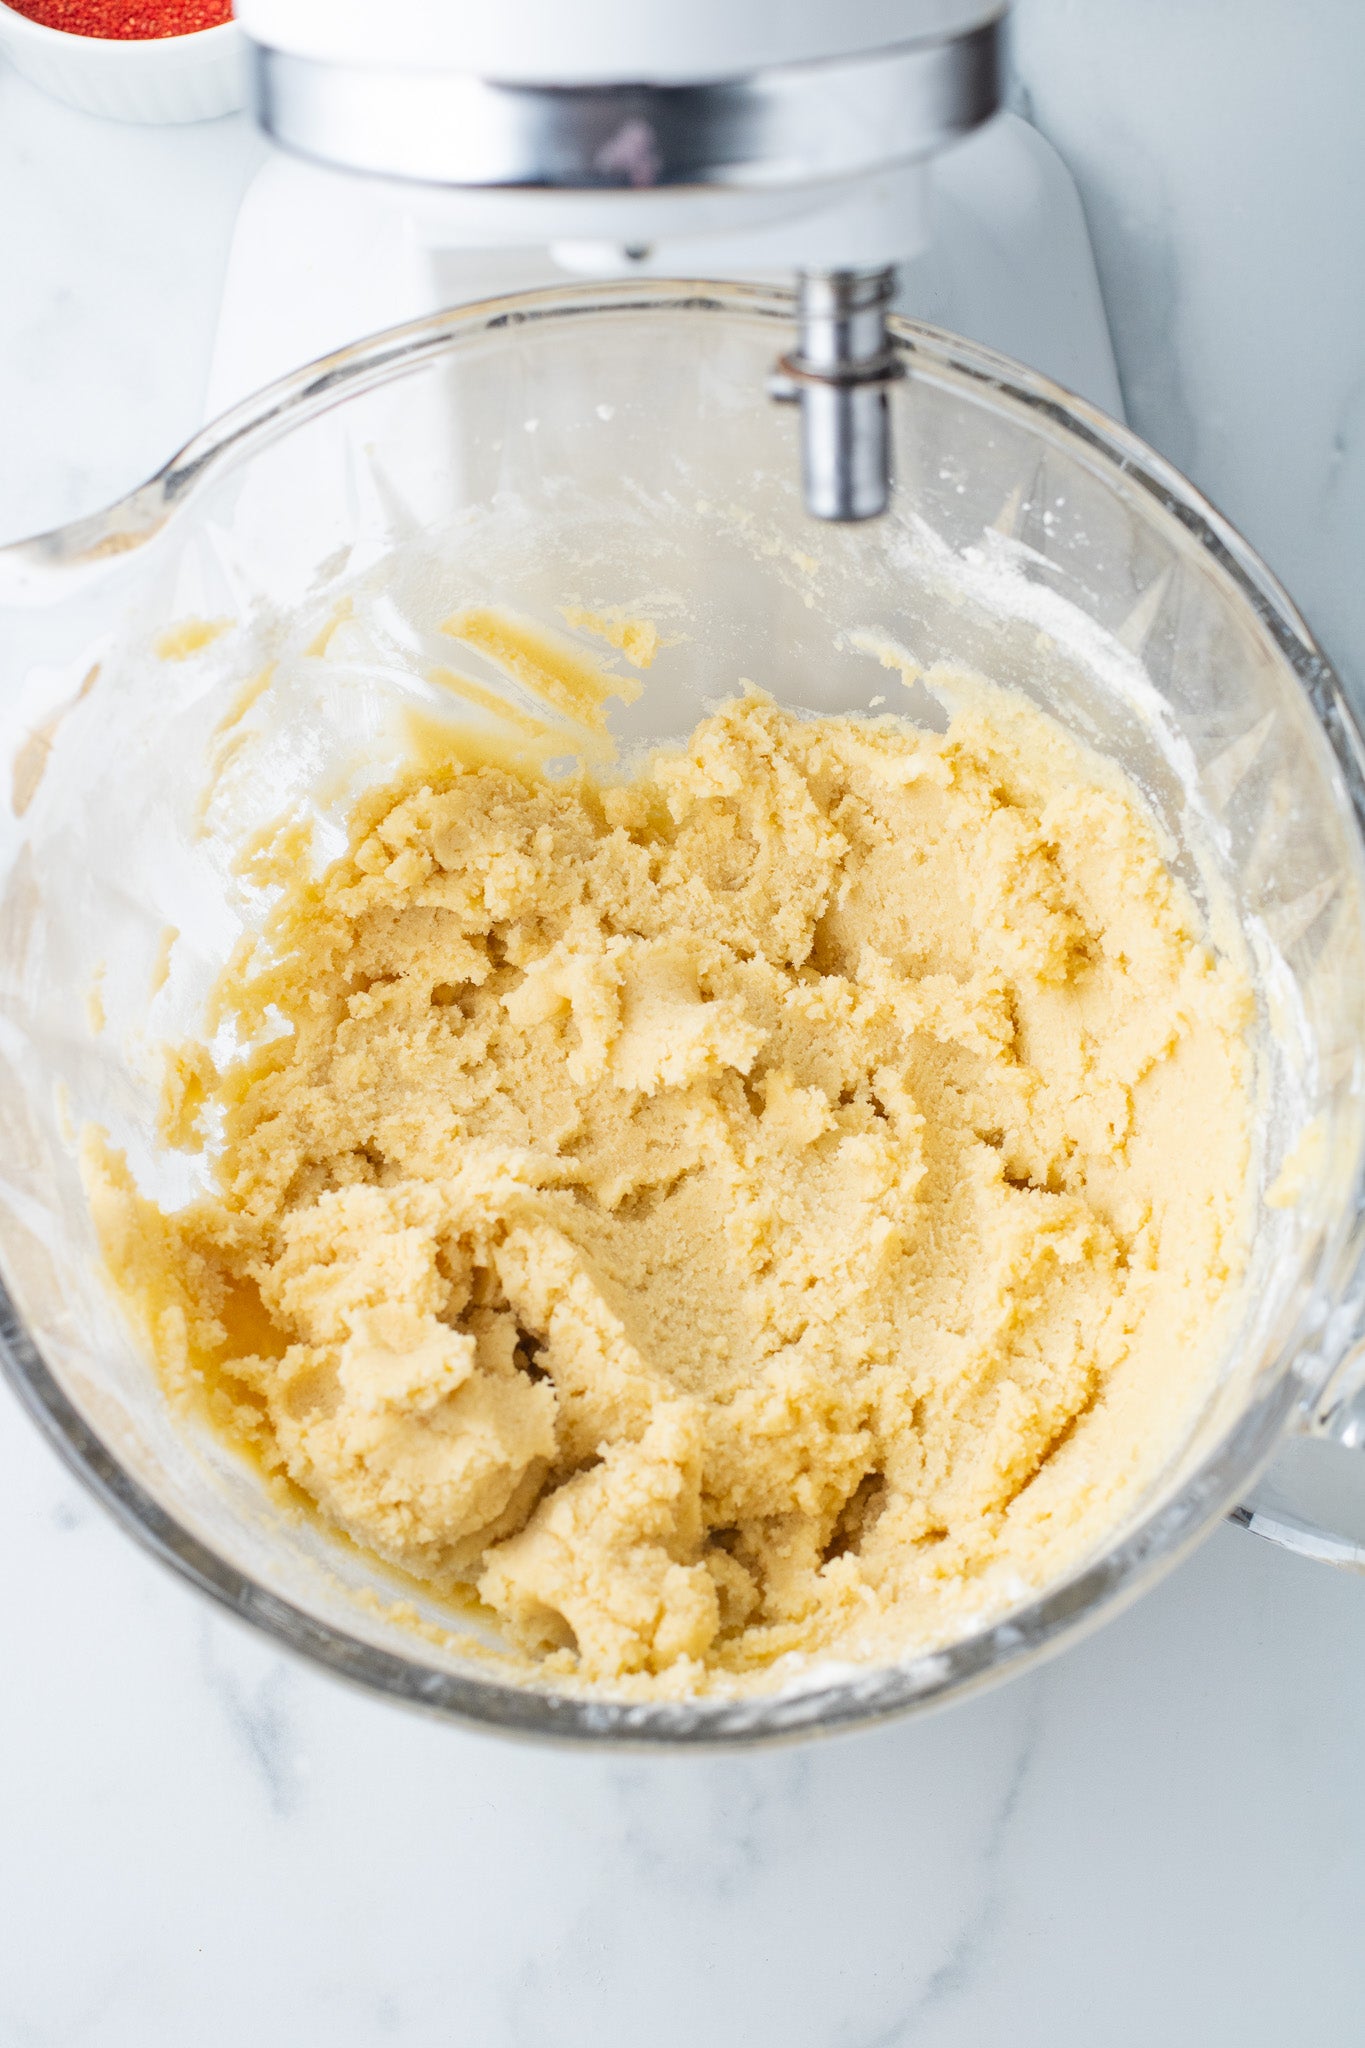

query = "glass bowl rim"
[[3, 277, 1363, 1746]]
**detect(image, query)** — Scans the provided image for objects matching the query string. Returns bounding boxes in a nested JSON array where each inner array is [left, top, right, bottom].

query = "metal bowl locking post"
[[768, 268, 905, 521]]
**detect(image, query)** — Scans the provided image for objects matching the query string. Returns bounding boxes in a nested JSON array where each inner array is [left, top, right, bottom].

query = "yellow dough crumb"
[[92, 683, 1252, 1695], [561, 605, 663, 669], [153, 617, 230, 662]]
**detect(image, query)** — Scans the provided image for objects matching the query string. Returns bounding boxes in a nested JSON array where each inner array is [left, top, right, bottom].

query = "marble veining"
[[197, 1617, 304, 1821], [888, 1687, 1043, 2040]]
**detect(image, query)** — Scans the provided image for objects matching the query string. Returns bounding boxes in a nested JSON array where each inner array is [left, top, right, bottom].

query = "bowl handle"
[[1230, 1365, 1365, 1572]]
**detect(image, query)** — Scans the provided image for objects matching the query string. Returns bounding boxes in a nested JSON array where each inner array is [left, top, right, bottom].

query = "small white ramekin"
[[0, 2, 247, 122]]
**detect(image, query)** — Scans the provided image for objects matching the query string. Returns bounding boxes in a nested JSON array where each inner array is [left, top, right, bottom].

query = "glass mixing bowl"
[[3, 281, 1365, 1744]]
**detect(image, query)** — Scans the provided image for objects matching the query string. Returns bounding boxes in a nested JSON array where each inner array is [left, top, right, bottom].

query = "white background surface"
[[3, 5, 1365, 2043]]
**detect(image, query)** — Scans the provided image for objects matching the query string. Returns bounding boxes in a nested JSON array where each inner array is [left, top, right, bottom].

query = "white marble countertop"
[[3, 8, 1365, 2043]]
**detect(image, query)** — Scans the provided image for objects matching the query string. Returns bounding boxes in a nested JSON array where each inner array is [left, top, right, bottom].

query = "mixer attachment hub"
[[768, 267, 906, 522]]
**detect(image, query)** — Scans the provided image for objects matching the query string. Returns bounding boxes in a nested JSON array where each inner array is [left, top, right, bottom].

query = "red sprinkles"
[[5, 0, 231, 38]]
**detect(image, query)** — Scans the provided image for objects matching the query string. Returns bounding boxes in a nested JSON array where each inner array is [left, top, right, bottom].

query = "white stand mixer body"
[[226, 0, 1026, 517], [234, 0, 1003, 85], [207, 113, 1121, 427]]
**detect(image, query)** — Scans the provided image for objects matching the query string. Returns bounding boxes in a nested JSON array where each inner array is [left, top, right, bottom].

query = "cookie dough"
[[94, 679, 1251, 1695]]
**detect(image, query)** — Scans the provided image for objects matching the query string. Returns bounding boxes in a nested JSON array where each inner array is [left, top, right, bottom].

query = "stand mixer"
[[217, 0, 1121, 515]]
